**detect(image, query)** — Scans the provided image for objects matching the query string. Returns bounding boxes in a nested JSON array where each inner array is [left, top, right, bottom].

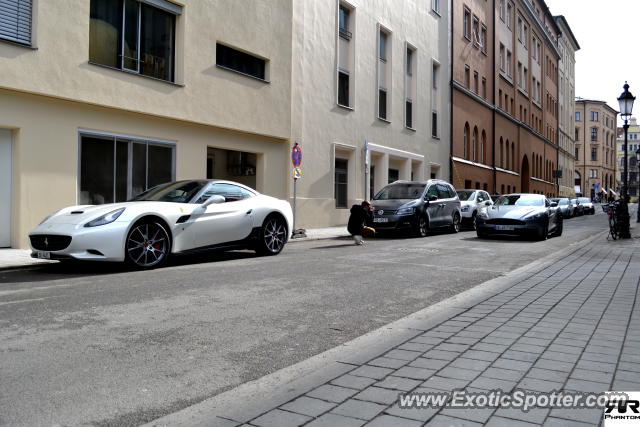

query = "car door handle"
[[246, 209, 252, 215]]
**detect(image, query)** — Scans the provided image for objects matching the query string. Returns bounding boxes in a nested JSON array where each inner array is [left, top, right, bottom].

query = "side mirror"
[[428, 195, 438, 202], [484, 200, 492, 206], [550, 202, 558, 207], [202, 194, 226, 207]]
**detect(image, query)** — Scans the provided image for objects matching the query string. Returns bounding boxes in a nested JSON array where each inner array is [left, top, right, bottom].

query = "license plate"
[[36, 251, 51, 259], [495, 225, 515, 231], [373, 217, 388, 223]]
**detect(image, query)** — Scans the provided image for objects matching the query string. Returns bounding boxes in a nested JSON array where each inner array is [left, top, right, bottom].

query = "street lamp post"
[[636, 148, 640, 222], [617, 82, 635, 238]]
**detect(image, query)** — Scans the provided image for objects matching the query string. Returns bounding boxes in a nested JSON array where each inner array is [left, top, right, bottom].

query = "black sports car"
[[476, 193, 562, 240]]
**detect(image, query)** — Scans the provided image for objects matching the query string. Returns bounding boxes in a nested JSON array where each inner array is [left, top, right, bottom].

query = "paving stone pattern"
[[240, 237, 640, 426]]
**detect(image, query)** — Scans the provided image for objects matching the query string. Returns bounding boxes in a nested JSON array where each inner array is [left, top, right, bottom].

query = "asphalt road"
[[0, 209, 610, 426]]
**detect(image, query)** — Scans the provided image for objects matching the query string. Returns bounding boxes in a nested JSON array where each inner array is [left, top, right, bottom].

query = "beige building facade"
[[554, 15, 579, 198], [0, 0, 451, 248], [616, 117, 640, 198], [574, 99, 617, 199]]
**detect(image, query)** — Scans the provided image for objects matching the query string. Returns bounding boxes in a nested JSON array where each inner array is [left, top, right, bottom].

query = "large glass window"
[[89, 0, 177, 82], [80, 134, 175, 205]]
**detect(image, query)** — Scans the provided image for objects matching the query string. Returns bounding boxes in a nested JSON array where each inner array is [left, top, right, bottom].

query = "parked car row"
[[551, 197, 595, 217]]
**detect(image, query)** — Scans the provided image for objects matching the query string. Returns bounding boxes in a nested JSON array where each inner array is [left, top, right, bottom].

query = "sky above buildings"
[[545, 0, 640, 124]]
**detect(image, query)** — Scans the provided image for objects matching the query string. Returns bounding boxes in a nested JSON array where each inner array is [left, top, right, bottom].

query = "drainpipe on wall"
[[449, 1, 454, 185], [583, 102, 586, 197], [492, 0, 497, 194]]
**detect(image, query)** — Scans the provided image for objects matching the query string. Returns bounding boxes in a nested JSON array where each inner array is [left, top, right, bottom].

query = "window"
[[334, 158, 348, 208], [499, 44, 505, 71], [339, 4, 351, 39], [591, 127, 597, 141], [463, 7, 471, 40], [575, 147, 579, 159], [575, 111, 581, 121], [506, 3, 512, 29], [591, 147, 597, 161], [405, 99, 413, 128], [432, 0, 440, 14], [523, 68, 528, 92], [472, 127, 478, 162], [499, 0, 505, 21], [80, 133, 174, 204], [379, 30, 387, 61], [517, 62, 522, 87], [482, 77, 486, 99], [0, 0, 32, 45], [523, 24, 528, 49], [480, 25, 487, 53], [575, 128, 579, 140], [432, 111, 439, 138], [90, 0, 178, 82], [506, 50, 512, 76], [590, 111, 599, 121], [517, 17, 522, 41], [464, 123, 470, 159], [432, 62, 439, 89], [590, 169, 597, 179], [406, 47, 413, 76], [378, 89, 387, 120], [473, 71, 479, 94], [338, 71, 350, 107], [217, 43, 267, 80], [464, 65, 470, 88], [472, 16, 480, 46]]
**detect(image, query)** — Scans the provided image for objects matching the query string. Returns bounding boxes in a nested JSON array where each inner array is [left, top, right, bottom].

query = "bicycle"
[[603, 201, 620, 240]]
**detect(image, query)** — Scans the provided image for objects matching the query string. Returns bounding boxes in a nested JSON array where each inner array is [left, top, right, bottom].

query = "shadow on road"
[[0, 250, 259, 284]]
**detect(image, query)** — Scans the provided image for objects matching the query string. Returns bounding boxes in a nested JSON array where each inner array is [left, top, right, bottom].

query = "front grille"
[[30, 235, 72, 251], [485, 219, 525, 225], [374, 209, 397, 215]]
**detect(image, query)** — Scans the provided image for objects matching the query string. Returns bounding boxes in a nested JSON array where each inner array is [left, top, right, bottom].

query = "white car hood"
[[43, 202, 182, 226]]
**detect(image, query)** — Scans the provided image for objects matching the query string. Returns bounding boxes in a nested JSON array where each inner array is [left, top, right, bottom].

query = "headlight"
[[478, 210, 490, 219], [84, 208, 125, 227], [396, 207, 415, 216], [461, 205, 470, 212], [525, 213, 544, 220]]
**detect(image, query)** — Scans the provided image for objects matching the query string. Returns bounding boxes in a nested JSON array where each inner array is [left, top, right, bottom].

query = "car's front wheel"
[[535, 222, 548, 241], [470, 212, 477, 230], [255, 215, 287, 256], [125, 221, 170, 269], [414, 215, 429, 238]]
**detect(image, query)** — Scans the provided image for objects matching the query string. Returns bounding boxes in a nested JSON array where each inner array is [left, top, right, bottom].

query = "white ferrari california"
[[29, 180, 293, 269]]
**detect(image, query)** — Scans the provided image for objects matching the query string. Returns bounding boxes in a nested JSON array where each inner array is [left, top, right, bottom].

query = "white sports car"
[[29, 180, 293, 269]]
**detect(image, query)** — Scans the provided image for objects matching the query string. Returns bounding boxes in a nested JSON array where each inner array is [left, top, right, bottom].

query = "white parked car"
[[456, 189, 493, 229], [29, 180, 293, 269]]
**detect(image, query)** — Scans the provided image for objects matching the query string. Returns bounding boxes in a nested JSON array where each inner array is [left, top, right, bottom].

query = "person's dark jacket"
[[347, 204, 373, 235]]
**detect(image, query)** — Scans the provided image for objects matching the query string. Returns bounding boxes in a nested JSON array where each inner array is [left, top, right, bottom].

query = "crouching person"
[[348, 201, 375, 245]]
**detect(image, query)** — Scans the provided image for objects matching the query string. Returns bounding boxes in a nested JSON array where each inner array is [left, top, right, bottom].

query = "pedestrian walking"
[[348, 201, 375, 245]]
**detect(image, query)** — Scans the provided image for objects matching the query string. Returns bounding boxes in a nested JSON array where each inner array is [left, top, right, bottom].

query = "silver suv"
[[371, 180, 462, 237]]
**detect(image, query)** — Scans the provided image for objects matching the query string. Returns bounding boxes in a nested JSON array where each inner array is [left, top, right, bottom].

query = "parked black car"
[[476, 193, 562, 240], [371, 180, 462, 237]]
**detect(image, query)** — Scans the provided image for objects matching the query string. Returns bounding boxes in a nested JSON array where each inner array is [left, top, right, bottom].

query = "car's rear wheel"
[[450, 212, 461, 233], [125, 221, 170, 269], [255, 215, 287, 256], [414, 216, 429, 237]]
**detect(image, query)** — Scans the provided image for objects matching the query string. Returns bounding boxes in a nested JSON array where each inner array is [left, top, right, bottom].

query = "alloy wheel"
[[263, 217, 287, 254], [126, 222, 169, 268]]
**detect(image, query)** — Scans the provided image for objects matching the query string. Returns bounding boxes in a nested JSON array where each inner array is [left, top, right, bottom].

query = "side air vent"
[[176, 215, 191, 224], [70, 211, 84, 214]]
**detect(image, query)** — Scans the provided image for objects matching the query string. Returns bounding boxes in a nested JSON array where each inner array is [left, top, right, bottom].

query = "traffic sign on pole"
[[291, 142, 302, 167]]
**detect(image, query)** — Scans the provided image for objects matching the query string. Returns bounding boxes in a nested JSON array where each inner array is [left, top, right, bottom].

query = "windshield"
[[130, 181, 208, 203], [553, 198, 569, 205], [570, 199, 577, 204], [456, 190, 476, 201], [578, 197, 591, 203], [374, 183, 426, 200], [494, 195, 544, 207]]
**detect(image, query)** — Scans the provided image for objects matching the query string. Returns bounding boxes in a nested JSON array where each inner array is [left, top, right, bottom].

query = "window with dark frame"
[[216, 43, 266, 80], [432, 111, 438, 137], [378, 89, 387, 120], [406, 99, 413, 128], [339, 4, 351, 40], [338, 70, 350, 107], [334, 158, 348, 208], [463, 7, 471, 40], [89, 0, 177, 82], [591, 146, 597, 161], [591, 127, 597, 141], [379, 30, 387, 61]]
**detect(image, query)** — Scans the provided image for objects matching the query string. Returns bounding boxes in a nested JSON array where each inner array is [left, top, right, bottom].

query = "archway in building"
[[521, 155, 530, 193]]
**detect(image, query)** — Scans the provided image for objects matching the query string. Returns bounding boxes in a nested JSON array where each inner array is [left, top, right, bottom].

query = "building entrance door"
[[0, 129, 12, 247], [521, 155, 530, 193]]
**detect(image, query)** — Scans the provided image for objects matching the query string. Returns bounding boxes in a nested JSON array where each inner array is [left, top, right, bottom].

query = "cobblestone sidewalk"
[[149, 231, 640, 427]]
